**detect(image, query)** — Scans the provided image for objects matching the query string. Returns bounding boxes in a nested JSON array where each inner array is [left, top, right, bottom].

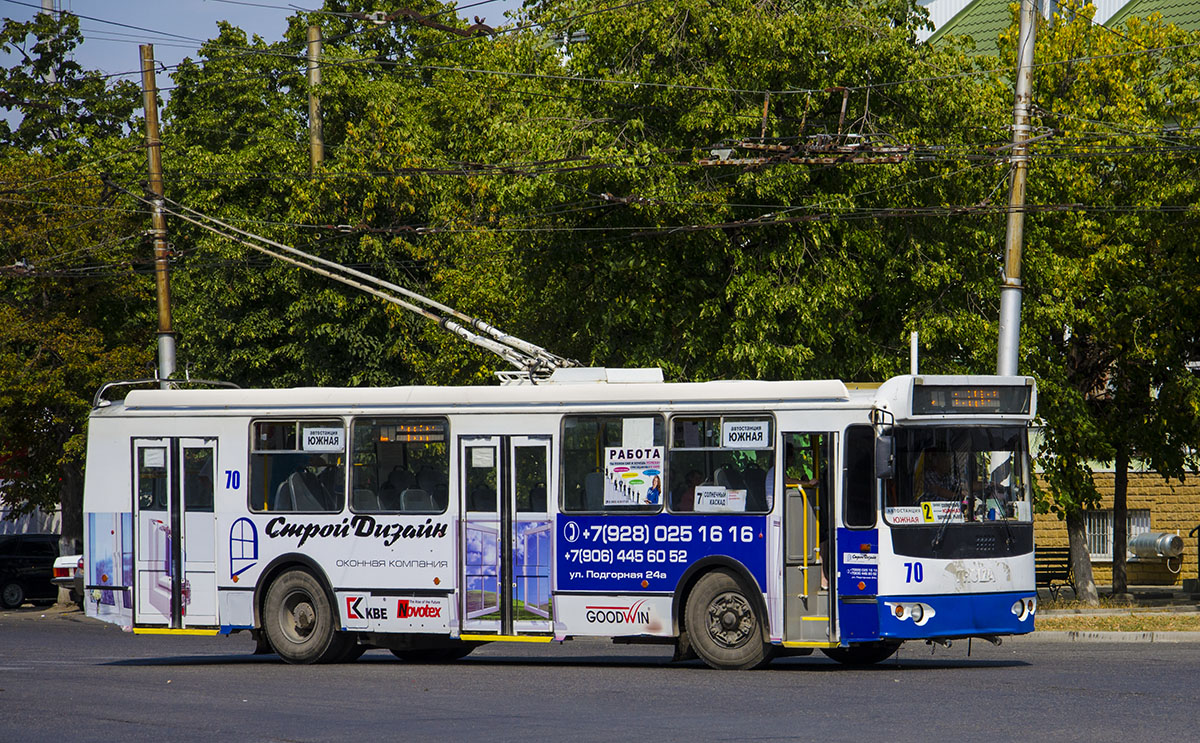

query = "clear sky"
[[2, 0, 525, 83]]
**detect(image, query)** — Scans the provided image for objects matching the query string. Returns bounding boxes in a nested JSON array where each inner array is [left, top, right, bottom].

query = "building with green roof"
[[921, 0, 1200, 53]]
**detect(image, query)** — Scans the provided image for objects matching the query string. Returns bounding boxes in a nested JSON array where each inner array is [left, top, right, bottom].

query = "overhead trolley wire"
[[109, 185, 579, 377]]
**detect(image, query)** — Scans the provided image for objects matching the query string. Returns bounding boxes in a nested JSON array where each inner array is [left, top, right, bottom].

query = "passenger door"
[[132, 438, 218, 628], [460, 435, 554, 637], [782, 431, 837, 643]]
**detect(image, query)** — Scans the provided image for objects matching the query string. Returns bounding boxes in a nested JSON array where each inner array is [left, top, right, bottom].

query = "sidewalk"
[[1030, 584, 1200, 643]]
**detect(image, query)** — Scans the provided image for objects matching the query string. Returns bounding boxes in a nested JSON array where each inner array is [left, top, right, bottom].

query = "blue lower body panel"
[[875, 591, 1036, 640]]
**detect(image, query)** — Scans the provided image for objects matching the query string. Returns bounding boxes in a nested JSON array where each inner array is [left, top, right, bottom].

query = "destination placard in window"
[[302, 427, 344, 453], [694, 486, 747, 513], [721, 420, 770, 449]]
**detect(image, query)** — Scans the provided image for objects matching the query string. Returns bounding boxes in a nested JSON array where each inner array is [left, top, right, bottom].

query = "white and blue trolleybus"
[[82, 369, 1037, 668]]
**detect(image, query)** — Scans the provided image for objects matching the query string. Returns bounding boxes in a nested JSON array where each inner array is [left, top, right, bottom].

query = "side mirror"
[[875, 433, 894, 479]]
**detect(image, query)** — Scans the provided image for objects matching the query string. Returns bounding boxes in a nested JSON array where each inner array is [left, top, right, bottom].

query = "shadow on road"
[[101, 649, 1030, 671]]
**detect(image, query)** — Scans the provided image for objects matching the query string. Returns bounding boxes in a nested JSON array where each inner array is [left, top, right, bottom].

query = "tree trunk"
[[1066, 509, 1100, 605], [1112, 444, 1129, 596]]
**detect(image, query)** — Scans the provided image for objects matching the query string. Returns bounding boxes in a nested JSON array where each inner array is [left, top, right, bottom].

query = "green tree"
[[0, 13, 149, 543], [1007, 4, 1200, 602], [0, 11, 139, 156], [0, 152, 153, 542]]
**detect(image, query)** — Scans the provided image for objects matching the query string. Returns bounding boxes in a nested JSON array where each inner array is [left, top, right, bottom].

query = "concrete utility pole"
[[41, 1, 56, 83], [997, 0, 1040, 377], [307, 25, 324, 172], [139, 44, 175, 387]]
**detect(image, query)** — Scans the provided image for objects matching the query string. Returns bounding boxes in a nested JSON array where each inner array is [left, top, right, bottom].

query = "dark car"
[[0, 534, 60, 609]]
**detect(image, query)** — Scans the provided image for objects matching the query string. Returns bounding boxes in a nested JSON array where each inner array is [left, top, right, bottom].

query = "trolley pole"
[[140, 44, 175, 387], [997, 0, 1039, 377], [307, 25, 323, 172]]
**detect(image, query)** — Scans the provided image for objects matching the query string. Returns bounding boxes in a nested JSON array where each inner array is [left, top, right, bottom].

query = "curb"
[[1018, 631, 1200, 643]]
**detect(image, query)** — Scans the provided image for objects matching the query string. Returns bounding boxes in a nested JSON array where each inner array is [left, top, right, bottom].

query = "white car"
[[52, 554, 84, 608]]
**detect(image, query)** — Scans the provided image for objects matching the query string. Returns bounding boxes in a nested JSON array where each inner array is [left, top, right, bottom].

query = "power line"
[[2, 0, 206, 43]]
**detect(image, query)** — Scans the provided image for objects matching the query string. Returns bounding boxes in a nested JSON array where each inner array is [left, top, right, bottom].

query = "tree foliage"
[[997, 3, 1200, 599], [5, 0, 1200, 572]]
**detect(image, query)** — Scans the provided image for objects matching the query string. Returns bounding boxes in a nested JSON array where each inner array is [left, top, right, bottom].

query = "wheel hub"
[[706, 591, 753, 648], [293, 603, 315, 635]]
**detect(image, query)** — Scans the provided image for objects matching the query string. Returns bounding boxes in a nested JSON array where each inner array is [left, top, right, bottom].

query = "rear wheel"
[[337, 641, 367, 662], [684, 569, 773, 670], [1, 581, 25, 609], [390, 643, 476, 663], [262, 569, 349, 664], [821, 641, 901, 665]]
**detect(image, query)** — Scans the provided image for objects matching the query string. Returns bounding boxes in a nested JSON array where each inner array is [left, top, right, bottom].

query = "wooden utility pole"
[[139, 44, 175, 387], [996, 0, 1039, 377], [307, 25, 324, 172]]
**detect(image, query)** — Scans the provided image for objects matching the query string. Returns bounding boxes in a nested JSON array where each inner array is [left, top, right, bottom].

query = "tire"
[[261, 569, 349, 664], [336, 641, 367, 662], [821, 641, 901, 666], [1, 581, 25, 610], [390, 643, 476, 663], [684, 569, 773, 670]]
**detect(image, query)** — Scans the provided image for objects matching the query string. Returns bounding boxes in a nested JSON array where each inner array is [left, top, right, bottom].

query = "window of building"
[[561, 415, 665, 512], [249, 419, 346, 513], [1086, 509, 1151, 561], [668, 416, 773, 513], [350, 418, 449, 513]]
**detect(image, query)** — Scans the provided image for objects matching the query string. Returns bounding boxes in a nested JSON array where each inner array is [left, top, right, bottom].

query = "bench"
[[1035, 546, 1074, 600]]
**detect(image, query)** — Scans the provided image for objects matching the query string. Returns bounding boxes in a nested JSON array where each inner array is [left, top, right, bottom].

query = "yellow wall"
[[1034, 473, 1200, 586]]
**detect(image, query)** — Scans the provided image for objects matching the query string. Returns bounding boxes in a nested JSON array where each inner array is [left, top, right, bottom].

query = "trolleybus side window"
[[561, 415, 664, 512], [137, 447, 168, 511], [843, 425, 876, 528], [350, 418, 449, 513], [249, 419, 346, 513], [668, 416, 773, 513], [184, 447, 216, 512]]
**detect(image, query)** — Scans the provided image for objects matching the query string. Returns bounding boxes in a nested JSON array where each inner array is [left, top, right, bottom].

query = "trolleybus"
[[82, 368, 1037, 669]]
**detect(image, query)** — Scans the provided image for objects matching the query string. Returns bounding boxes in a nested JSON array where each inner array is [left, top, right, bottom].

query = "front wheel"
[[684, 569, 773, 670], [1, 581, 25, 609], [821, 641, 901, 665], [262, 569, 349, 664]]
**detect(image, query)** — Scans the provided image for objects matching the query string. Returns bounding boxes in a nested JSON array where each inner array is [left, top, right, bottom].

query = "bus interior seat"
[[468, 485, 496, 512], [384, 467, 415, 492], [352, 488, 379, 511], [584, 471, 604, 510], [274, 470, 329, 511], [401, 488, 434, 511], [378, 487, 404, 511], [432, 483, 449, 509], [714, 466, 745, 490], [417, 465, 446, 495], [742, 465, 767, 511]]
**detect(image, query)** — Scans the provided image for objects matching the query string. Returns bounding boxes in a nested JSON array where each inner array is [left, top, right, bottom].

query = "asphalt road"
[[2, 606, 1198, 743]]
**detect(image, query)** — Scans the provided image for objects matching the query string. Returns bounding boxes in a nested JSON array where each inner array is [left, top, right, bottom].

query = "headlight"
[[886, 601, 935, 626], [1011, 598, 1035, 621]]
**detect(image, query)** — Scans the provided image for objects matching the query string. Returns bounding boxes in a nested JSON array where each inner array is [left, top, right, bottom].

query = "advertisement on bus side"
[[337, 593, 452, 633], [556, 514, 767, 592], [554, 595, 674, 637]]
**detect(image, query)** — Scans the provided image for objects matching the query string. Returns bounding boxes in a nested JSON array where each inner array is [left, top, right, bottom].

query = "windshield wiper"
[[990, 484, 1018, 549], [931, 499, 957, 551]]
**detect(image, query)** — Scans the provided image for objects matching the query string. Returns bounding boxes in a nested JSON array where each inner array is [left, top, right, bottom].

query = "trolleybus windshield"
[[884, 426, 1030, 526]]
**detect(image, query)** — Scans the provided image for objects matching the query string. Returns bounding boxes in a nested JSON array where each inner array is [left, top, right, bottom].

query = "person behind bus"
[[672, 470, 704, 511]]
